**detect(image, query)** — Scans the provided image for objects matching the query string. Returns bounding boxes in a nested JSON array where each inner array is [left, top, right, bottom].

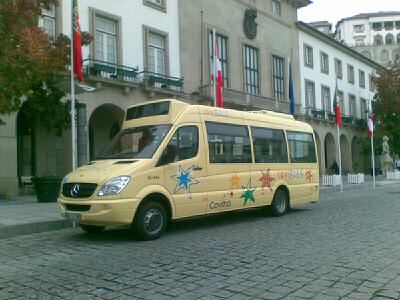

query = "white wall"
[[60, 0, 181, 77], [299, 30, 377, 118]]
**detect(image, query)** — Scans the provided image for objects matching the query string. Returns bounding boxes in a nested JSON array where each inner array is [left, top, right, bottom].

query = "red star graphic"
[[259, 169, 275, 193], [229, 191, 234, 197], [306, 169, 313, 183]]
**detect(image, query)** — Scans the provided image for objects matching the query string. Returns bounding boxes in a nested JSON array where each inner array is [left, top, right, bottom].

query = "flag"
[[213, 30, 223, 108], [73, 0, 82, 81], [333, 79, 342, 128], [289, 62, 294, 115], [367, 103, 374, 137]]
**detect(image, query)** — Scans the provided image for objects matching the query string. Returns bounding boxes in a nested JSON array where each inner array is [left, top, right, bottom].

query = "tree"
[[373, 62, 400, 156]]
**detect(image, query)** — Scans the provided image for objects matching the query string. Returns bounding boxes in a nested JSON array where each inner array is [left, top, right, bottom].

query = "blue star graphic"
[[171, 165, 199, 199]]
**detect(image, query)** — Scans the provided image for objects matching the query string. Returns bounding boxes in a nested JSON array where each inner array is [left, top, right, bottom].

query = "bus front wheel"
[[270, 189, 288, 217], [134, 201, 167, 240]]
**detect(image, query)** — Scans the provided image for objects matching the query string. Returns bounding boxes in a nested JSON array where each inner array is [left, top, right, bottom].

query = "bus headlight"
[[98, 176, 131, 196]]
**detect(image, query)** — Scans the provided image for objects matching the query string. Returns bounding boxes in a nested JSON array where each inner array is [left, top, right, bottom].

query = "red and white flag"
[[367, 109, 374, 137], [212, 30, 223, 108]]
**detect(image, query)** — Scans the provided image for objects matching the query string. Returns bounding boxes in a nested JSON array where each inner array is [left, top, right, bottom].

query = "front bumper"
[[58, 197, 140, 226]]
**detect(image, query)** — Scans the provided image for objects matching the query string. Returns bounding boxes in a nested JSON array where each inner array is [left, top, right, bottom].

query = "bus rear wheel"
[[270, 189, 288, 217], [134, 201, 167, 240]]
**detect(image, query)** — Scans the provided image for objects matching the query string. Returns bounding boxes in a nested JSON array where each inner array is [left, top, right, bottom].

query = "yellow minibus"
[[58, 99, 319, 240]]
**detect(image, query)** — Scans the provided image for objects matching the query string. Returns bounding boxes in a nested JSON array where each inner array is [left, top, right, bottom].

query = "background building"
[[335, 12, 400, 66], [297, 21, 383, 175], [0, 0, 185, 196]]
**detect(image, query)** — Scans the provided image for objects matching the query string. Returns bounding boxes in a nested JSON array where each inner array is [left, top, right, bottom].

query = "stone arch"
[[381, 49, 389, 63], [324, 132, 335, 173], [351, 136, 362, 172], [89, 103, 125, 160], [385, 33, 394, 45], [340, 134, 351, 173], [393, 49, 400, 64], [314, 131, 322, 175], [374, 34, 383, 45], [361, 50, 371, 59]]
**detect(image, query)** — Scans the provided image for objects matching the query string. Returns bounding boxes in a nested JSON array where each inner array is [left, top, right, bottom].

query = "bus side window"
[[164, 126, 199, 163]]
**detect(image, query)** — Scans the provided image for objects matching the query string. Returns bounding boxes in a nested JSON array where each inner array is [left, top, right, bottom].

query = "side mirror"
[[157, 144, 177, 166]]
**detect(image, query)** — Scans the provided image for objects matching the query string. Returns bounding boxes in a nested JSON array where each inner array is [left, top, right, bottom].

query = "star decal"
[[259, 169, 275, 193], [240, 185, 256, 207], [306, 169, 313, 183], [171, 165, 199, 199], [230, 173, 241, 189]]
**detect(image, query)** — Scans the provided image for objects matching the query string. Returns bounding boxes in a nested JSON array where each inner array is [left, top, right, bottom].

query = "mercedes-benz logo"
[[70, 184, 80, 197]]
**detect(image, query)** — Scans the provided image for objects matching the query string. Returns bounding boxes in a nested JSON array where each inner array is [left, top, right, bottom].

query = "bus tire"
[[79, 224, 105, 233], [134, 201, 167, 240], [270, 189, 288, 217]]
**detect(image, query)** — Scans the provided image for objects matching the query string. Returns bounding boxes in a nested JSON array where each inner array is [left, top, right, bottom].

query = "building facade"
[[178, 0, 310, 113], [0, 0, 185, 197], [297, 21, 383, 175], [335, 12, 400, 66]]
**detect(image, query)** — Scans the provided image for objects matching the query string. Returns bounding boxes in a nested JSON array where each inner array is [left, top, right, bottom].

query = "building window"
[[95, 16, 118, 64], [304, 44, 313, 68], [243, 45, 259, 95], [397, 33, 400, 44], [374, 34, 383, 45], [147, 31, 167, 74], [359, 70, 365, 88], [251, 127, 288, 163], [381, 49, 389, 63], [396, 21, 400, 29], [143, 0, 167, 12], [393, 49, 400, 63], [355, 38, 364, 46], [321, 85, 331, 112], [335, 59, 343, 79], [338, 91, 344, 116], [272, 55, 285, 100], [360, 98, 367, 119], [209, 31, 229, 88], [320, 51, 329, 74], [384, 21, 393, 31], [349, 94, 356, 117], [39, 4, 56, 38], [369, 74, 375, 92], [385, 33, 394, 45], [272, 0, 281, 16], [353, 24, 365, 33], [305, 80, 315, 109], [206, 122, 252, 163], [347, 64, 354, 84], [373, 22, 382, 31]]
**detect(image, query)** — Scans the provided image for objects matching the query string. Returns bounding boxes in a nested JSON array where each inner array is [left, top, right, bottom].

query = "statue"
[[381, 135, 393, 175]]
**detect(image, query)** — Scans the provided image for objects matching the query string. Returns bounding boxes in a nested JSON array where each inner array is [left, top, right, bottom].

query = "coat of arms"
[[243, 8, 257, 40]]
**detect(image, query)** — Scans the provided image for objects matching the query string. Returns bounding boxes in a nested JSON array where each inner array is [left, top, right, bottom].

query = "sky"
[[298, 0, 400, 29]]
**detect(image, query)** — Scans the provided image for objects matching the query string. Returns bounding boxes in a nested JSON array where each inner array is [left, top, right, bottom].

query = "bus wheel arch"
[[133, 193, 172, 240], [271, 185, 290, 217]]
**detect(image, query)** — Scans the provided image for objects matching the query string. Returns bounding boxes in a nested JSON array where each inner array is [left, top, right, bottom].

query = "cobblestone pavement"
[[1, 185, 400, 299]]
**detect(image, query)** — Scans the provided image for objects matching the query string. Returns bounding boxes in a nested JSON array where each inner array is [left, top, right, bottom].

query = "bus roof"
[[123, 99, 313, 133]]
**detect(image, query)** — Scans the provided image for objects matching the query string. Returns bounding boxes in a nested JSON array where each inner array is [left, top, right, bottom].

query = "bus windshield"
[[96, 124, 171, 160]]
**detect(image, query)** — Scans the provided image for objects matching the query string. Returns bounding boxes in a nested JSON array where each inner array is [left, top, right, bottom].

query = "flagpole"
[[371, 134, 376, 188], [212, 28, 216, 107], [337, 124, 343, 191], [71, 0, 77, 170]]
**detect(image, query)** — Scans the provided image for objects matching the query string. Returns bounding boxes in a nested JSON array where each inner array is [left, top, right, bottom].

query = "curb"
[[0, 219, 72, 240]]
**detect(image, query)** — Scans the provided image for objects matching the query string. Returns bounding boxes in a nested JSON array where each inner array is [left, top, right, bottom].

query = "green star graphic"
[[240, 187, 256, 206]]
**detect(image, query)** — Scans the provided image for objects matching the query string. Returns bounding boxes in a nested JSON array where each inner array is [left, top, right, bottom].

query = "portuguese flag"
[[73, 0, 82, 81], [333, 79, 342, 128]]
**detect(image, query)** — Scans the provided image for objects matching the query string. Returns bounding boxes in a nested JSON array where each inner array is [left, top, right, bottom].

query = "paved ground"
[[1, 184, 400, 299]]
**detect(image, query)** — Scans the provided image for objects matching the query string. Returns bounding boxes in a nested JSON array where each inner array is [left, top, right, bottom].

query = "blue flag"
[[289, 62, 294, 115]]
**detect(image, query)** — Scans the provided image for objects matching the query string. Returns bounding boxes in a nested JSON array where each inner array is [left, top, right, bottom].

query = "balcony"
[[82, 58, 184, 93], [303, 108, 365, 127], [198, 84, 301, 115]]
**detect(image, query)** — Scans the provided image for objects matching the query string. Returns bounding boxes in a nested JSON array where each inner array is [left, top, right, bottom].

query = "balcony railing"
[[305, 108, 365, 126], [83, 58, 184, 92], [198, 84, 301, 114]]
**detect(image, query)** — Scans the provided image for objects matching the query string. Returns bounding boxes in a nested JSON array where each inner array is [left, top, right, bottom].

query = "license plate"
[[64, 212, 81, 221]]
